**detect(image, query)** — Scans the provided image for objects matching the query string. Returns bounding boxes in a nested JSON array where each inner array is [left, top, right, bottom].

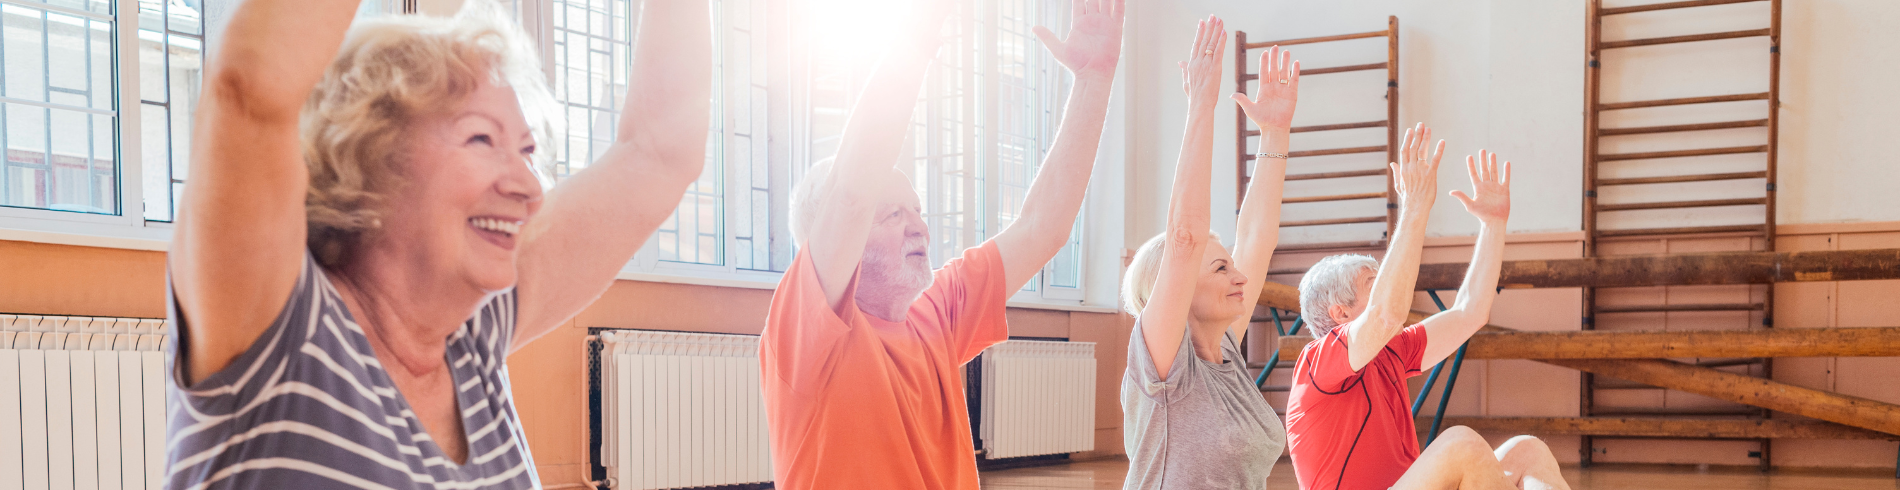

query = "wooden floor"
[[979, 457, 1900, 489]]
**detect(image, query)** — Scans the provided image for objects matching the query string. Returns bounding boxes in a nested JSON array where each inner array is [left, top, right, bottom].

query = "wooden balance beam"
[[1275, 327, 1900, 360], [1412, 248, 1900, 290], [1253, 281, 1900, 437], [1417, 416, 1899, 441]]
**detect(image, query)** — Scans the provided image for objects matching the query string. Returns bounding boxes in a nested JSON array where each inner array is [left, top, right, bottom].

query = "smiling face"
[[853, 171, 934, 316], [365, 79, 545, 294], [1188, 242, 1251, 326]]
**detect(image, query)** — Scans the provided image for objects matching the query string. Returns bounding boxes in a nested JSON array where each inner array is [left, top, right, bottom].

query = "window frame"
[[0, 0, 1122, 311]]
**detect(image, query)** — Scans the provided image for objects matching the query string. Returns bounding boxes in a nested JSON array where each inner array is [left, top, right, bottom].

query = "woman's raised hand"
[[1032, 0, 1125, 81], [1231, 46, 1299, 131], [1178, 16, 1226, 106], [1391, 122, 1446, 212], [1451, 150, 1512, 225]]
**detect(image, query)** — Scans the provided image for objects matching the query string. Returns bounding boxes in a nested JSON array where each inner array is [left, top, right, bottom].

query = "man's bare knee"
[[1431, 426, 1494, 463], [1495, 434, 1549, 462], [1496, 435, 1570, 490]]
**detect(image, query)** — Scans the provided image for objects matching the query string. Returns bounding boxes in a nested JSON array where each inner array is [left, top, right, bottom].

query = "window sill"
[[612, 268, 783, 290], [1005, 299, 1121, 315], [0, 217, 171, 252]]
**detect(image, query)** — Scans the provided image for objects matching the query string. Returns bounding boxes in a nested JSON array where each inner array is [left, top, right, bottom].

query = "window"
[[547, 0, 773, 274], [137, 0, 203, 222], [990, 0, 1080, 297], [0, 0, 119, 215], [2, 0, 1104, 307]]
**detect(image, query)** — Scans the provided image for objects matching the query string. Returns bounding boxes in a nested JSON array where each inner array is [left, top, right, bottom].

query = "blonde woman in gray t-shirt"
[[1119, 15, 1299, 490]]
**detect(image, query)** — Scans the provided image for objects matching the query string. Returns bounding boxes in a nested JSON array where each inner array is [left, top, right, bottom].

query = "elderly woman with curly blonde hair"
[[163, 0, 709, 487]]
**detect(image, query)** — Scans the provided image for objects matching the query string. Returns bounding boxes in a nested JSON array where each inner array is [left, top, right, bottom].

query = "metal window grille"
[[912, 0, 978, 269], [554, 0, 765, 268], [0, 0, 120, 216], [134, 0, 202, 222], [989, 0, 1078, 292]]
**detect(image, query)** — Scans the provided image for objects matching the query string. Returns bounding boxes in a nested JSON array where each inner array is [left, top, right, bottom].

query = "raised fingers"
[[1278, 47, 1291, 81], [1033, 25, 1062, 51], [1466, 154, 1482, 187]]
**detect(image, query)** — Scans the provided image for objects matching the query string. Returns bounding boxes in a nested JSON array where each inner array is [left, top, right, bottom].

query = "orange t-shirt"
[[760, 240, 1010, 490]]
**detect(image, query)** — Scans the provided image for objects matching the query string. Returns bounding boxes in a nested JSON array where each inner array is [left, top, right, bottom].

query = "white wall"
[[1123, 0, 1900, 249]]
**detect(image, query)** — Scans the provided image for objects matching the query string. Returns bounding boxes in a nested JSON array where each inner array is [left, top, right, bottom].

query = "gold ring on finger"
[[1203, 49, 1212, 56], [1279, 78, 1289, 84]]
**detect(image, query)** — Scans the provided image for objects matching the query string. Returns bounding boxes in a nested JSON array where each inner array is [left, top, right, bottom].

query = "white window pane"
[[560, 0, 738, 267], [0, 102, 114, 214], [17, 0, 110, 16], [136, 0, 204, 222], [139, 103, 170, 221]]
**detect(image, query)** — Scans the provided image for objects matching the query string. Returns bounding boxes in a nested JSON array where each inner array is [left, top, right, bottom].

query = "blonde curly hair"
[[302, 2, 557, 268]]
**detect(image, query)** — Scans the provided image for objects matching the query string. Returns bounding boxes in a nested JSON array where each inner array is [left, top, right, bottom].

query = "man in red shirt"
[[1285, 125, 1570, 490], [758, 1, 1124, 488]]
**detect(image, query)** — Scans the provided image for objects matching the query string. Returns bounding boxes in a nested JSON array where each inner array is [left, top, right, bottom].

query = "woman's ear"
[[1329, 303, 1352, 330]]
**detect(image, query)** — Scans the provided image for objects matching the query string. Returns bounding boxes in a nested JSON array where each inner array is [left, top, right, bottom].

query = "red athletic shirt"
[[759, 241, 1010, 490], [1285, 323, 1430, 490]]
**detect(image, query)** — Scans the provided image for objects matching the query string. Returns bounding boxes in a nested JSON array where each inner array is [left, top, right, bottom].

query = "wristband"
[[1255, 152, 1289, 160]]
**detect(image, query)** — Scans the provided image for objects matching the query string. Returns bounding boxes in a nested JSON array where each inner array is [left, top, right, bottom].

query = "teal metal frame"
[[1254, 308, 1304, 388]]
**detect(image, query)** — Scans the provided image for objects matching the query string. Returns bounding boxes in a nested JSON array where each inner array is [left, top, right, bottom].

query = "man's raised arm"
[[994, 0, 1125, 291], [1344, 123, 1444, 371], [804, 2, 953, 310], [1418, 150, 1511, 367]]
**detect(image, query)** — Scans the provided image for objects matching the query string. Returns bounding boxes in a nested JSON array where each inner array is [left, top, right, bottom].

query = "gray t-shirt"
[[1122, 320, 1286, 490], [164, 253, 538, 489]]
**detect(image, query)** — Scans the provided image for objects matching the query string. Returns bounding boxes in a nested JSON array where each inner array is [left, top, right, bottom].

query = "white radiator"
[[979, 340, 1096, 459], [0, 314, 169, 490], [598, 330, 771, 490]]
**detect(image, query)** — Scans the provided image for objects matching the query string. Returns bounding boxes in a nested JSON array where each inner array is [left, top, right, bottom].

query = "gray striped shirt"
[[164, 254, 539, 489]]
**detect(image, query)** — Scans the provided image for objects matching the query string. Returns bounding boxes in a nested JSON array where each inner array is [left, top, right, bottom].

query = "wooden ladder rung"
[[1282, 216, 1386, 227], [1598, 145, 1767, 162], [1597, 197, 1767, 212], [1284, 192, 1387, 204], [1588, 409, 1766, 417], [1260, 385, 1293, 393], [1299, 62, 1388, 76], [1600, 0, 1767, 16], [1274, 239, 1387, 252], [1244, 120, 1387, 137], [1597, 171, 1766, 186], [1600, 28, 1772, 50], [1599, 92, 1770, 111], [1594, 224, 1764, 237], [1247, 29, 1388, 48], [1599, 118, 1768, 136], [1289, 145, 1388, 158], [1696, 358, 1768, 368], [1246, 361, 1298, 369], [1288, 169, 1387, 181], [1597, 303, 1765, 313]]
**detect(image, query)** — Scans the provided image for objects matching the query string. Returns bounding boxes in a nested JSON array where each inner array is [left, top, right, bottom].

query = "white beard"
[[856, 249, 933, 318]]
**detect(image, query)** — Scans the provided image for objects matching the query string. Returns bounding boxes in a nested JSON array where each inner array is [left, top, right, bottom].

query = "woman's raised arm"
[[511, 0, 713, 349], [170, 0, 364, 384], [1226, 46, 1298, 343], [1139, 16, 1225, 380]]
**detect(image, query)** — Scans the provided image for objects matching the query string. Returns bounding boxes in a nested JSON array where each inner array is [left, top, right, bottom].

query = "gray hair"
[[1297, 254, 1379, 336]]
